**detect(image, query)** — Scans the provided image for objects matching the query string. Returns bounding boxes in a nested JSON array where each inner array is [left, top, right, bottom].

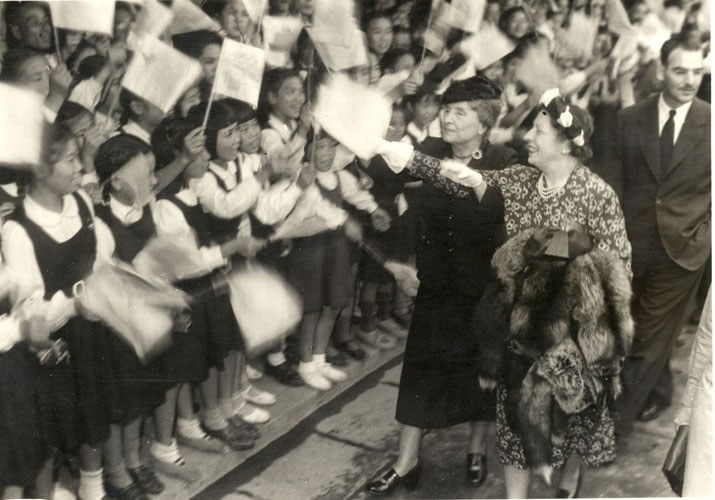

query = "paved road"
[[198, 324, 696, 500]]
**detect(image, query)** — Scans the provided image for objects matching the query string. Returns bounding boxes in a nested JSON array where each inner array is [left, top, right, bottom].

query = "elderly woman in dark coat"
[[365, 76, 517, 496]]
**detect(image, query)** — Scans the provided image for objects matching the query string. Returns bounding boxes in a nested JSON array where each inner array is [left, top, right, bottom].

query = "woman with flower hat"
[[376, 87, 631, 498]]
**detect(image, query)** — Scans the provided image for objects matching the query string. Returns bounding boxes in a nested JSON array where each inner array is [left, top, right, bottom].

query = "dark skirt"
[[204, 293, 244, 370], [284, 230, 355, 313], [109, 336, 172, 425], [160, 306, 210, 385], [55, 317, 122, 446], [395, 286, 496, 429], [495, 343, 617, 469], [0, 345, 54, 488]]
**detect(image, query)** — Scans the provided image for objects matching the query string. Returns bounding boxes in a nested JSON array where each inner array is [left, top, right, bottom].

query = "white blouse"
[[1, 190, 115, 333], [152, 188, 227, 273], [189, 160, 261, 222]]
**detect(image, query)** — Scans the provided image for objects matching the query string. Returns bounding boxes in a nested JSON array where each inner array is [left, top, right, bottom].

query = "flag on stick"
[[0, 83, 45, 167], [460, 24, 516, 70], [213, 38, 266, 108], [133, 0, 173, 38], [49, 1, 116, 35], [311, 0, 356, 47], [308, 26, 368, 71], [169, 0, 222, 35], [122, 33, 203, 113], [314, 74, 392, 160]]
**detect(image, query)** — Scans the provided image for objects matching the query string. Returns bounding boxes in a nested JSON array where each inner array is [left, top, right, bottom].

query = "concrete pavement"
[[199, 322, 698, 499]]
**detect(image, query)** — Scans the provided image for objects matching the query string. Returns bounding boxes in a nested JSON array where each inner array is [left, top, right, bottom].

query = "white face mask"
[[113, 154, 155, 208]]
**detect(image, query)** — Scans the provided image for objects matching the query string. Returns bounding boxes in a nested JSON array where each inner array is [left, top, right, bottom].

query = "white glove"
[[439, 160, 483, 187], [375, 140, 414, 173]]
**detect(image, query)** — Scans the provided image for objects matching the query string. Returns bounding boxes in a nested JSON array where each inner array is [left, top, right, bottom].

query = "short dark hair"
[[94, 134, 153, 184], [0, 49, 44, 82], [660, 33, 703, 67], [187, 99, 237, 159]]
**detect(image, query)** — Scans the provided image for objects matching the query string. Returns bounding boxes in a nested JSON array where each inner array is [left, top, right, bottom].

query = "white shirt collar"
[[175, 186, 198, 206], [24, 192, 79, 228], [0, 183, 18, 198], [407, 121, 428, 144], [123, 121, 152, 145], [658, 93, 693, 142], [316, 170, 338, 190], [267, 113, 297, 144], [208, 161, 238, 188], [109, 196, 144, 225]]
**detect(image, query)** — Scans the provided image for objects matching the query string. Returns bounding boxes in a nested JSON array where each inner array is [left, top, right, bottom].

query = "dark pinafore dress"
[[283, 177, 355, 313], [162, 192, 243, 370], [0, 298, 55, 489], [7, 193, 121, 448], [95, 204, 175, 422]]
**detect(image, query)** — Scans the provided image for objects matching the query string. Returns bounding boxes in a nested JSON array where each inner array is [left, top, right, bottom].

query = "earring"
[[561, 149, 569, 155]]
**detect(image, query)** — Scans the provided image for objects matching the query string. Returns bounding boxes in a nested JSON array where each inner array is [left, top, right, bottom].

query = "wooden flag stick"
[[201, 50, 222, 131], [53, 26, 63, 63]]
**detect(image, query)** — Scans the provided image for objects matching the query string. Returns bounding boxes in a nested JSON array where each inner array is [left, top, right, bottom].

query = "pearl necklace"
[[537, 173, 568, 199]]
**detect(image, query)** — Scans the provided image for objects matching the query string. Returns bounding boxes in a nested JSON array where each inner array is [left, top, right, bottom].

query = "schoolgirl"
[[405, 83, 442, 145], [2, 123, 120, 500], [171, 29, 224, 101], [154, 113, 264, 452], [185, 100, 274, 427], [286, 131, 388, 390], [67, 54, 111, 112], [203, 0, 262, 47], [258, 68, 310, 178], [364, 13, 394, 86]]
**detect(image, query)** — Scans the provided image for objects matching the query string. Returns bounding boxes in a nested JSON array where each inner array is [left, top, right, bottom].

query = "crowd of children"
[[0, 0, 709, 499]]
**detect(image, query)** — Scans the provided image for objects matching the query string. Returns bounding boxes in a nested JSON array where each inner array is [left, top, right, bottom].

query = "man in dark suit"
[[606, 34, 711, 436]]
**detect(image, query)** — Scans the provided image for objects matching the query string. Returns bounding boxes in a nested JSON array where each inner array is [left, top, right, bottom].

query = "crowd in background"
[[0, 0, 710, 499]]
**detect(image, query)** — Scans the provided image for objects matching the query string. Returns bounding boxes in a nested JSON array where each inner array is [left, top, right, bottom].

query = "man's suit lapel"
[[665, 99, 708, 177], [637, 96, 661, 181]]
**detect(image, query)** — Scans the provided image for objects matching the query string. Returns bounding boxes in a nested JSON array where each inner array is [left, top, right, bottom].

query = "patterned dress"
[[406, 153, 632, 469]]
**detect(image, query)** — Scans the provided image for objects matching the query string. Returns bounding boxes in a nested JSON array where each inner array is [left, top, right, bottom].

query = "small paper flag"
[[226, 263, 302, 354], [450, 0, 486, 33], [460, 24, 516, 70], [213, 38, 265, 108], [376, 69, 411, 96], [49, 1, 116, 36], [515, 42, 559, 93], [238, 0, 268, 25], [0, 83, 45, 167], [133, 0, 173, 38], [554, 12, 599, 62], [122, 33, 203, 113], [311, 0, 356, 48], [314, 73, 392, 159], [262, 15, 304, 52], [169, 0, 222, 35], [308, 26, 368, 71]]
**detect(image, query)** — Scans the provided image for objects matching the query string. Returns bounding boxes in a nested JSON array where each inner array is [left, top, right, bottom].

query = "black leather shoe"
[[228, 415, 261, 440], [265, 361, 304, 386], [637, 400, 668, 422], [365, 465, 420, 495], [105, 481, 148, 500], [204, 425, 255, 451], [467, 453, 487, 486], [334, 340, 367, 361], [326, 347, 350, 367], [127, 466, 164, 495]]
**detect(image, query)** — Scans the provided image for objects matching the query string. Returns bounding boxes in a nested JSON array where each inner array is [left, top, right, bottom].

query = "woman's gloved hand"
[[440, 160, 484, 187]]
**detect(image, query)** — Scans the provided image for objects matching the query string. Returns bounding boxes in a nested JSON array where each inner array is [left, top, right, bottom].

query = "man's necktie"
[[660, 109, 676, 178]]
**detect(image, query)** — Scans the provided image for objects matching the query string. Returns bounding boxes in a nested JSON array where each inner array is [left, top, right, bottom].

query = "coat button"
[[448, 231, 454, 237], [447, 214, 455, 221], [656, 198, 662, 204], [448, 247, 454, 254]]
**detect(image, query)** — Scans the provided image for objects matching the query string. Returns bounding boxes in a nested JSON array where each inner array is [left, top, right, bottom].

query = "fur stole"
[[473, 229, 634, 467]]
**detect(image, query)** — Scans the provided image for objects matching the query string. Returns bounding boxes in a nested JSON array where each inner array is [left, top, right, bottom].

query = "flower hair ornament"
[[539, 88, 585, 148]]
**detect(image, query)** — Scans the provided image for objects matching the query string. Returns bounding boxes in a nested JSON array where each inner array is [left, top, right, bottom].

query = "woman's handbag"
[[662, 424, 689, 496]]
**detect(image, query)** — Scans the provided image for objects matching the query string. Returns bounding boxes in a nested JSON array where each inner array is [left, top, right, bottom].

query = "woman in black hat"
[[365, 75, 518, 496]]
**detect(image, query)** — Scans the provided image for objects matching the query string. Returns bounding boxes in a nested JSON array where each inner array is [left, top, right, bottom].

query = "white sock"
[[150, 438, 184, 465], [204, 407, 228, 431], [299, 360, 313, 372], [177, 418, 208, 440], [219, 398, 235, 420], [314, 353, 326, 365], [79, 468, 106, 500], [267, 352, 286, 366]]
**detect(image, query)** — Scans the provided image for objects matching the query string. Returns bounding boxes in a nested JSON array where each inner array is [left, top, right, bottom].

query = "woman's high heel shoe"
[[467, 452, 487, 486], [556, 465, 582, 498], [365, 464, 421, 495]]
